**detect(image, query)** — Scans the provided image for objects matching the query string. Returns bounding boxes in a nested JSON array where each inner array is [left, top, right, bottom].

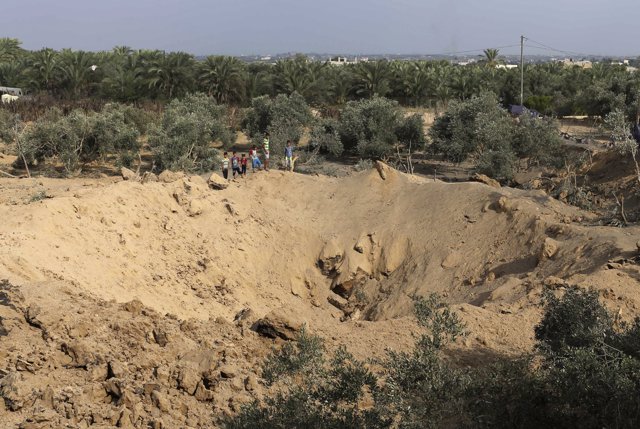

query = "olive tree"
[[604, 109, 640, 185], [243, 92, 313, 157], [149, 93, 234, 172]]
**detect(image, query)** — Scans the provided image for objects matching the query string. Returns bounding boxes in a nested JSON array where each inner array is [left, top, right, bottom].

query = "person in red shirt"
[[240, 153, 248, 177]]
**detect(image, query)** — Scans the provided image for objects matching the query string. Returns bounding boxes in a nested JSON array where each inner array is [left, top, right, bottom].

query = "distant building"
[[328, 56, 367, 65], [560, 58, 593, 69], [496, 64, 518, 70], [0, 86, 22, 96]]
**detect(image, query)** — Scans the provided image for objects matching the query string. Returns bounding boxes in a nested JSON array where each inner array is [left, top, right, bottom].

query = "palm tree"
[[0, 61, 25, 87], [326, 66, 352, 105], [143, 51, 195, 99], [57, 49, 95, 97], [197, 56, 246, 104], [351, 60, 391, 98], [101, 53, 144, 102], [483, 48, 501, 68], [272, 55, 326, 101], [0, 38, 23, 63], [26, 48, 59, 91], [395, 61, 431, 106]]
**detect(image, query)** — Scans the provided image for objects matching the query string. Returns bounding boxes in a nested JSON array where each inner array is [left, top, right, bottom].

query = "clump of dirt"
[[1, 163, 640, 427]]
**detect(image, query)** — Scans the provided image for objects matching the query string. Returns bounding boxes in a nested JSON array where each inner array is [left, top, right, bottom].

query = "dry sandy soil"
[[1, 162, 640, 428]]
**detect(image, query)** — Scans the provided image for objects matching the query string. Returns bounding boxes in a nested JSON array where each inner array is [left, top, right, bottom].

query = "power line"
[[524, 37, 601, 58], [427, 44, 521, 57]]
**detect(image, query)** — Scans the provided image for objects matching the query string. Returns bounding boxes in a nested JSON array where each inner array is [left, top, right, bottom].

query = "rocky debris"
[[544, 276, 567, 288], [208, 172, 229, 190], [244, 374, 259, 392], [24, 305, 46, 336], [141, 172, 158, 183], [120, 167, 138, 181], [327, 294, 349, 311], [375, 161, 388, 180], [471, 173, 501, 188], [108, 360, 128, 379], [233, 308, 255, 324], [158, 170, 185, 183], [187, 199, 204, 217], [441, 251, 462, 269], [153, 327, 169, 347], [538, 237, 559, 264], [151, 390, 170, 412], [252, 308, 303, 340], [178, 365, 202, 396], [318, 239, 344, 275], [224, 202, 238, 216], [495, 196, 511, 213], [61, 341, 97, 368], [0, 372, 29, 411], [121, 300, 144, 316]]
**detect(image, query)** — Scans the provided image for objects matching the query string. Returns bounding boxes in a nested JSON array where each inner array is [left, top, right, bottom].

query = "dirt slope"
[[1, 164, 639, 428]]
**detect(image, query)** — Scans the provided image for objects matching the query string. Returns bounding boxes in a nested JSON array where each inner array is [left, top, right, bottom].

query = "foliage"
[[395, 113, 426, 148], [243, 93, 313, 157], [225, 286, 640, 429], [261, 326, 325, 386], [338, 97, 405, 158], [603, 108, 640, 184], [430, 92, 564, 180], [17, 104, 144, 173], [225, 329, 386, 429], [535, 287, 612, 353], [0, 109, 16, 142], [149, 94, 232, 172], [429, 92, 508, 163], [310, 117, 343, 156], [2, 38, 640, 121]]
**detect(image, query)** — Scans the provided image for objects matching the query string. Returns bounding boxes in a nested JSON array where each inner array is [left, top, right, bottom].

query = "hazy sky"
[[2, 0, 637, 56]]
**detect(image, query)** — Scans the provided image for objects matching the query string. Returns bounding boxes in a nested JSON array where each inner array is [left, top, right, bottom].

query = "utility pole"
[[520, 35, 525, 106]]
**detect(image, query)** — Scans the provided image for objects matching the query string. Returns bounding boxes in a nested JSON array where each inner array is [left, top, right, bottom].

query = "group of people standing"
[[220, 133, 296, 180]]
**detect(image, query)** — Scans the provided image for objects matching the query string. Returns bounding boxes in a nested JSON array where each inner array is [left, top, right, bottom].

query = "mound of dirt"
[[1, 164, 640, 427]]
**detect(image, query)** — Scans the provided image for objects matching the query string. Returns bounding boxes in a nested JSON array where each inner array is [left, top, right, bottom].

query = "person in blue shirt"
[[284, 140, 294, 172]]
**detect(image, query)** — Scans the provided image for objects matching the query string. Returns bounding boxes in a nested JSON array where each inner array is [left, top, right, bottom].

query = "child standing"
[[240, 153, 248, 177], [284, 140, 294, 172], [231, 151, 241, 178], [262, 132, 270, 171], [221, 152, 229, 180], [250, 145, 262, 171]]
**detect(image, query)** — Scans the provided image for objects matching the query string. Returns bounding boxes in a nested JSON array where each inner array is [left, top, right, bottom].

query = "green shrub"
[[310, 117, 343, 156], [243, 93, 313, 157], [225, 288, 640, 429], [535, 287, 612, 353], [395, 113, 426, 149], [18, 105, 142, 174], [430, 93, 564, 179], [149, 94, 233, 172], [338, 97, 401, 158], [0, 109, 15, 142], [225, 329, 386, 429]]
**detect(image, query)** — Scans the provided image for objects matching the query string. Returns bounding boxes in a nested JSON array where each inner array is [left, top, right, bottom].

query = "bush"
[[225, 288, 640, 429], [18, 104, 143, 174], [430, 93, 564, 180], [224, 329, 386, 429], [310, 117, 343, 156], [0, 109, 15, 143], [243, 93, 313, 159], [149, 94, 233, 172], [395, 113, 426, 149], [338, 97, 401, 158], [512, 114, 563, 168]]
